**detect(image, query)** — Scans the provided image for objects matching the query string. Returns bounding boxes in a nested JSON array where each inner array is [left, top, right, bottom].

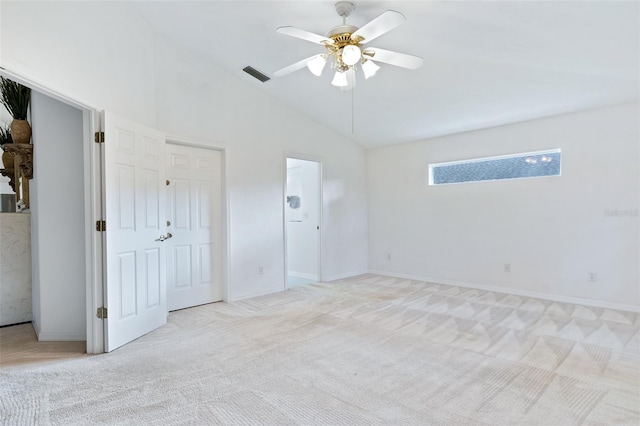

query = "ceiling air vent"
[[243, 66, 270, 83]]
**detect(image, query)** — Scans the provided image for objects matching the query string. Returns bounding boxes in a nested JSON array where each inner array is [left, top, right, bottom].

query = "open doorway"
[[285, 157, 322, 288], [0, 76, 96, 353]]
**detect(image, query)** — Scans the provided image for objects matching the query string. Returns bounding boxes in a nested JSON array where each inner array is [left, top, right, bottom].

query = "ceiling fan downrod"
[[335, 1, 355, 25]]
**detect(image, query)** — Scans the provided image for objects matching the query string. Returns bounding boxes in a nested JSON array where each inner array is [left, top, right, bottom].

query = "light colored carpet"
[[1, 274, 639, 425]]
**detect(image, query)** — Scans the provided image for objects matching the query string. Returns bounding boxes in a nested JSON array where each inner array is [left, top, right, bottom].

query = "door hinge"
[[96, 307, 107, 319], [96, 220, 106, 232], [94, 131, 105, 143]]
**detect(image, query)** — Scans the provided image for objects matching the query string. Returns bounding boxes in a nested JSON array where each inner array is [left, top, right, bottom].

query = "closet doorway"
[[284, 157, 322, 288]]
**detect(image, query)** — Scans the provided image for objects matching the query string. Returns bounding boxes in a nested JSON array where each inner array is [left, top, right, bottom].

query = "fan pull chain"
[[351, 86, 354, 134]]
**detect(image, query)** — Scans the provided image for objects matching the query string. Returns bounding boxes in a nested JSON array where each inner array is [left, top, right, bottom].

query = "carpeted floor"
[[1, 274, 639, 425]]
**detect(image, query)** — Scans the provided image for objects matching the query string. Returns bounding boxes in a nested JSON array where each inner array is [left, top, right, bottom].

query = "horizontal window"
[[429, 149, 561, 185]]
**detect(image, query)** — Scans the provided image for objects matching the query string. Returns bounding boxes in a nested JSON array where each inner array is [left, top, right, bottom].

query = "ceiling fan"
[[274, 1, 423, 91]]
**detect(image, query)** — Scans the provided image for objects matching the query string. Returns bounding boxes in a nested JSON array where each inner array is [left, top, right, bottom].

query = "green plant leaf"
[[0, 77, 31, 120]]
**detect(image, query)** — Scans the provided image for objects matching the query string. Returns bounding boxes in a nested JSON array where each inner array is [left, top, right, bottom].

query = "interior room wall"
[[154, 35, 368, 300], [30, 90, 86, 340], [367, 103, 640, 310], [286, 158, 320, 280], [0, 1, 157, 127], [0, 2, 368, 303]]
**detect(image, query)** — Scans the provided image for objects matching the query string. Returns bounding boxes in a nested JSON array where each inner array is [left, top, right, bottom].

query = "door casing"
[[0, 69, 230, 353], [283, 153, 324, 290], [0, 68, 104, 353], [166, 138, 230, 304], [166, 138, 228, 309]]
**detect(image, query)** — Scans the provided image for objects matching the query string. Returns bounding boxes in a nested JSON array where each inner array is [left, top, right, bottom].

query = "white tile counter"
[[0, 213, 31, 326]]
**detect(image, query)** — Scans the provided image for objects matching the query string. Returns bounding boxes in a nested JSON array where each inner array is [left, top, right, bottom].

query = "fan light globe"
[[361, 60, 380, 79], [307, 56, 327, 76], [341, 45, 361, 66], [331, 71, 348, 87]]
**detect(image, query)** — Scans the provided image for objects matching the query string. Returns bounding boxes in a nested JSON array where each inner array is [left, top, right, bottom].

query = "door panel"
[[104, 112, 166, 352], [174, 180, 191, 229], [174, 245, 192, 287], [166, 144, 222, 311], [199, 244, 213, 284]]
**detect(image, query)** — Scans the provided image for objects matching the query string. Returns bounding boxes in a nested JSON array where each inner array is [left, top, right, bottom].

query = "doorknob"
[[155, 232, 174, 242]]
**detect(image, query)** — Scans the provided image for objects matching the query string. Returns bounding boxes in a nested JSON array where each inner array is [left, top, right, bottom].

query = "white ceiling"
[[132, 1, 639, 149]]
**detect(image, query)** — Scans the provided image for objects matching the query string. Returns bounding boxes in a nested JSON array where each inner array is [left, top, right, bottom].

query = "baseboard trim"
[[32, 317, 41, 337], [367, 270, 640, 313], [32, 315, 86, 341], [37, 331, 86, 342], [324, 271, 369, 282], [231, 287, 286, 303]]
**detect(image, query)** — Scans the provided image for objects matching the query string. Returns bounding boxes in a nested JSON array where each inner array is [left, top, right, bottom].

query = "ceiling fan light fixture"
[[340, 68, 357, 91], [331, 70, 349, 87], [274, 3, 423, 90], [341, 44, 361, 66], [361, 59, 380, 79], [307, 55, 327, 76]]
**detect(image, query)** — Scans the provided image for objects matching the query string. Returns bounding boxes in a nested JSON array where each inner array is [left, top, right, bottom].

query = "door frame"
[[165, 137, 230, 303], [0, 69, 231, 353], [283, 153, 324, 290], [0, 68, 104, 354]]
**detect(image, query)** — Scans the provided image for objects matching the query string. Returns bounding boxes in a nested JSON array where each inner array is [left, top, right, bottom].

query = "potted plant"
[[0, 77, 31, 144], [0, 125, 11, 167], [0, 125, 11, 146], [0, 125, 16, 194]]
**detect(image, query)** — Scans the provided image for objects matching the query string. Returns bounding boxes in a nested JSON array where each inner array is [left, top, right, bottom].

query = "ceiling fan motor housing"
[[326, 25, 359, 41], [325, 25, 362, 70]]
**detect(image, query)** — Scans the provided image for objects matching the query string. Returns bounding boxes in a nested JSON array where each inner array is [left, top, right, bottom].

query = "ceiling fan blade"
[[274, 54, 324, 77], [351, 10, 406, 44], [364, 47, 423, 70], [276, 26, 334, 45]]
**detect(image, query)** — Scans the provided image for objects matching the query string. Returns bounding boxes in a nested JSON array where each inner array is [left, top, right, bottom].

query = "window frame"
[[428, 148, 562, 186]]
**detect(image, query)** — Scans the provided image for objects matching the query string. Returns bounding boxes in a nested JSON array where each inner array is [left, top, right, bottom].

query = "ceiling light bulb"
[[307, 55, 327, 77], [525, 157, 537, 164], [361, 60, 380, 79], [331, 70, 348, 87], [341, 45, 361, 66]]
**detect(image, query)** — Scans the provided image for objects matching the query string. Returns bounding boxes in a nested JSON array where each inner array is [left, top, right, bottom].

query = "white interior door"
[[166, 144, 223, 311], [103, 111, 167, 352]]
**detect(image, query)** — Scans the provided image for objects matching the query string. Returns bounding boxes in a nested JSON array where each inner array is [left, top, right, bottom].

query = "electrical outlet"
[[588, 272, 597, 282], [504, 264, 511, 273], [258, 266, 264, 275]]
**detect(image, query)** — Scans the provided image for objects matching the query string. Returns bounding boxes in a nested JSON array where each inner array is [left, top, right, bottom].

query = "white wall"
[[30, 91, 86, 340], [154, 36, 368, 299], [0, 2, 368, 304], [368, 103, 640, 310], [0, 1, 157, 127], [286, 158, 320, 280]]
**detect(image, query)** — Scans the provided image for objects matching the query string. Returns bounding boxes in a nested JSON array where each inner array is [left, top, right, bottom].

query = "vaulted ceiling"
[[132, 1, 639, 149]]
